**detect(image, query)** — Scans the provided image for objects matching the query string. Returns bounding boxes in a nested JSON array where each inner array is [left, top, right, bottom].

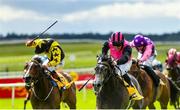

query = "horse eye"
[[102, 67, 107, 71], [94, 67, 98, 71]]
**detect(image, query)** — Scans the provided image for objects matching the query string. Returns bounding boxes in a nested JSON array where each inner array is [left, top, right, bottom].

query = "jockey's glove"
[[137, 60, 143, 65], [112, 60, 117, 66]]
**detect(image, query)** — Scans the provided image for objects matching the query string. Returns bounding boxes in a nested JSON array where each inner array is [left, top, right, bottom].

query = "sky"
[[0, 0, 180, 36]]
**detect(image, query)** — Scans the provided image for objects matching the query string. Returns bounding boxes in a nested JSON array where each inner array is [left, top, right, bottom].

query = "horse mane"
[[98, 55, 114, 69], [32, 56, 43, 64], [131, 59, 146, 82]]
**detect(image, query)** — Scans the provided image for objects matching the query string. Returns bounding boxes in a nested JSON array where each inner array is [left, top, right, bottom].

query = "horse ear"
[[96, 55, 100, 61], [134, 59, 141, 69]]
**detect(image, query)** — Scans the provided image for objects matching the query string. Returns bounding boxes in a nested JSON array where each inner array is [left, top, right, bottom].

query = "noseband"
[[94, 61, 114, 95]]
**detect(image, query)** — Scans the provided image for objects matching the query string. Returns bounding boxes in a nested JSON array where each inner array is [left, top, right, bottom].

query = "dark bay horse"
[[93, 55, 143, 109], [129, 59, 179, 109], [23, 59, 76, 109]]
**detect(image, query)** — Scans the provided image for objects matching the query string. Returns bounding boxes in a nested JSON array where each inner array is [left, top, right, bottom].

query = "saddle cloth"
[[51, 72, 73, 90]]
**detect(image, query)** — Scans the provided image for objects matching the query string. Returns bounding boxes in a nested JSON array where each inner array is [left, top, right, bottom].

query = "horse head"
[[129, 58, 141, 78], [23, 56, 45, 88], [93, 55, 114, 94]]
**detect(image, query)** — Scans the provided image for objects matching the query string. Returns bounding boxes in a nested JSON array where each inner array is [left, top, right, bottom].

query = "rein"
[[29, 60, 54, 101], [97, 61, 117, 85], [98, 62, 113, 83], [32, 86, 54, 101]]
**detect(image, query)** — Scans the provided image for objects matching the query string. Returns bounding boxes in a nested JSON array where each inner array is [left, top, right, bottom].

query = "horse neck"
[[131, 69, 145, 85], [168, 68, 180, 80], [33, 72, 52, 98], [102, 75, 123, 92]]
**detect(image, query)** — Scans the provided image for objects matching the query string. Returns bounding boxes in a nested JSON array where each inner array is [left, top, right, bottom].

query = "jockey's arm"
[[117, 46, 132, 65], [140, 44, 153, 62], [102, 41, 109, 55], [129, 41, 135, 47], [47, 46, 61, 67]]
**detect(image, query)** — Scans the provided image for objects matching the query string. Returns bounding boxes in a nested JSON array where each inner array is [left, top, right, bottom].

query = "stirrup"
[[130, 93, 144, 100], [61, 86, 66, 91]]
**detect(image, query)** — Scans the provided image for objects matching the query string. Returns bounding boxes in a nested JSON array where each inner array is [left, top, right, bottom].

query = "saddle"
[[50, 72, 73, 90]]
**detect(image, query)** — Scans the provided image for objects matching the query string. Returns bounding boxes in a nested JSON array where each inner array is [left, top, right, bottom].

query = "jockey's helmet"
[[133, 34, 147, 47], [168, 48, 177, 56], [110, 32, 124, 47]]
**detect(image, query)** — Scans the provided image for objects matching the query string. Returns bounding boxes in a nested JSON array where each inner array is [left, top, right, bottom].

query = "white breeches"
[[137, 52, 155, 68], [116, 59, 132, 76]]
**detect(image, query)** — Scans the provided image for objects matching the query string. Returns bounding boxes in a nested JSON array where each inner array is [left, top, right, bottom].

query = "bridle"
[[93, 59, 116, 94], [97, 61, 113, 84], [24, 60, 54, 101]]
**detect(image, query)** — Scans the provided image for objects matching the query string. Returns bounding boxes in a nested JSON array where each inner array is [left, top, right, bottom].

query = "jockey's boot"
[[143, 65, 165, 86], [123, 74, 144, 100], [51, 70, 66, 91]]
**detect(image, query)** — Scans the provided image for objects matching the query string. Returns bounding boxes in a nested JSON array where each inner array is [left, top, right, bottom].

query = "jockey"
[[166, 48, 180, 67], [102, 32, 143, 100], [165, 48, 177, 66], [25, 38, 66, 90], [130, 34, 164, 86], [175, 52, 180, 66]]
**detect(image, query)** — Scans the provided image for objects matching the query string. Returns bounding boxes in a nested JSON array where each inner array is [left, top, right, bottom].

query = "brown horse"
[[23, 58, 76, 109], [93, 55, 143, 109], [129, 59, 179, 109]]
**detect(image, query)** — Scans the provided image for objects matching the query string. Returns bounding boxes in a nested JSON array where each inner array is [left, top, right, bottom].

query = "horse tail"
[[168, 78, 180, 108]]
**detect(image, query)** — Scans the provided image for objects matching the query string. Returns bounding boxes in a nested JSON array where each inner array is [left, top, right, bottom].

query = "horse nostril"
[[97, 83, 101, 87]]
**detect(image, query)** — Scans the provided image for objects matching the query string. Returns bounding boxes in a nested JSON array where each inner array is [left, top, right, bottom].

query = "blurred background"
[[0, 0, 180, 109]]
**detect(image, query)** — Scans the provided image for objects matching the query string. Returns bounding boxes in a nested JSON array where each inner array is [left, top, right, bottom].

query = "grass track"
[[0, 42, 180, 72], [0, 89, 175, 109]]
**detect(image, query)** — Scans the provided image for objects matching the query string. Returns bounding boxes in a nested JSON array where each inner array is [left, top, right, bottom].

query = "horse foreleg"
[[65, 94, 76, 109], [148, 103, 156, 109], [63, 86, 77, 109], [160, 102, 168, 109]]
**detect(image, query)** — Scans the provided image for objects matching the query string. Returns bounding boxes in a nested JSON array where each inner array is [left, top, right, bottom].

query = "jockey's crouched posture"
[[25, 38, 66, 90], [130, 34, 165, 87], [102, 32, 143, 100]]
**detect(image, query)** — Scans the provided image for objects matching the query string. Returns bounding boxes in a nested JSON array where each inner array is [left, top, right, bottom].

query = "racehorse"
[[166, 54, 180, 87], [23, 58, 76, 109], [129, 59, 180, 109], [93, 55, 143, 109]]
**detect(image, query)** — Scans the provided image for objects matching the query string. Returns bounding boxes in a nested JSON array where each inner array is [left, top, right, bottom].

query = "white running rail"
[[0, 80, 93, 108]]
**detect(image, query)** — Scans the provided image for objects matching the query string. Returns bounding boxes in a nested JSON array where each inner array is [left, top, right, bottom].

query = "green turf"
[[0, 42, 179, 109], [0, 89, 96, 109], [0, 42, 180, 72], [0, 42, 102, 72], [0, 89, 175, 109]]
